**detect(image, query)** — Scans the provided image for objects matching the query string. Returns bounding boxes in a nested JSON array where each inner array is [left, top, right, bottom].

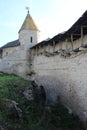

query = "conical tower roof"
[[19, 13, 39, 32]]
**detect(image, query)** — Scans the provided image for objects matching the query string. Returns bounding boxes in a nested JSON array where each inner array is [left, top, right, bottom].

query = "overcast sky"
[[0, 0, 87, 47]]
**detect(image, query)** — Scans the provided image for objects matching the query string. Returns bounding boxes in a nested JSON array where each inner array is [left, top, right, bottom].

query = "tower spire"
[[19, 8, 39, 33]]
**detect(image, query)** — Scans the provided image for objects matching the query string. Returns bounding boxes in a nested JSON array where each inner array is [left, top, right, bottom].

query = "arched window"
[[30, 36, 33, 43]]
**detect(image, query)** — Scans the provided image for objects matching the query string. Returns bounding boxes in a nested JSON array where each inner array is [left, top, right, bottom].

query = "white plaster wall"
[[3, 46, 19, 57], [1, 45, 30, 78], [19, 30, 39, 48], [33, 52, 87, 122], [31, 35, 87, 123], [0, 27, 39, 78]]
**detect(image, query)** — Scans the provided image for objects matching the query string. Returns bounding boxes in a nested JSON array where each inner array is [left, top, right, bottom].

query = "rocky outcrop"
[[23, 85, 34, 101], [23, 81, 46, 103], [0, 99, 22, 119]]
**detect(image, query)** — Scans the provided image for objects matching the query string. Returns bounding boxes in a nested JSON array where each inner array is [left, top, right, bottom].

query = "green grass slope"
[[0, 73, 84, 130]]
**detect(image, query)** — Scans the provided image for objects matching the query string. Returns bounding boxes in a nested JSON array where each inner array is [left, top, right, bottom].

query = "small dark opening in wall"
[[6, 52, 8, 56], [30, 37, 33, 43]]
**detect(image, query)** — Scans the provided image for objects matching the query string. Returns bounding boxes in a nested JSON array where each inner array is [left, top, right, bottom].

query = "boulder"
[[23, 81, 46, 103], [23, 85, 34, 101], [0, 99, 22, 119]]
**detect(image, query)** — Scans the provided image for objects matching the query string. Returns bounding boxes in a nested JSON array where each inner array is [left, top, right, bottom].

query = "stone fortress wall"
[[31, 34, 87, 123]]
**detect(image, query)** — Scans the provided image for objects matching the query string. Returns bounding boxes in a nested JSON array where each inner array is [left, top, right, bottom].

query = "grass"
[[0, 73, 85, 130]]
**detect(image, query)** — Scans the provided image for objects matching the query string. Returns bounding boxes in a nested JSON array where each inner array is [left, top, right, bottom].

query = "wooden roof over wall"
[[31, 10, 87, 49]]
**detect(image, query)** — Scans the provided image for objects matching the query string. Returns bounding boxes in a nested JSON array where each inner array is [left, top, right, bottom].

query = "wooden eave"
[[30, 10, 87, 49]]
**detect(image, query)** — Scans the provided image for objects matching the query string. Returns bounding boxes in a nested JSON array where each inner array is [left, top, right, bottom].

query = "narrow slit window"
[[30, 37, 33, 43], [6, 52, 8, 56]]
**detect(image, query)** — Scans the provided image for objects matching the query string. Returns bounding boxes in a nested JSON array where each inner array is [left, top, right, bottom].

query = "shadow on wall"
[[31, 81, 46, 103], [34, 74, 87, 125]]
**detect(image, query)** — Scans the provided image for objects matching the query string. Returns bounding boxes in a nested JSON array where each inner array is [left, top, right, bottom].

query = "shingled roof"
[[1, 39, 20, 49]]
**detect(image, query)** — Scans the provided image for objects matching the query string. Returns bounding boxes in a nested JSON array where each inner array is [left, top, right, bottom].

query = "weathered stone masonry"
[[31, 48, 87, 122]]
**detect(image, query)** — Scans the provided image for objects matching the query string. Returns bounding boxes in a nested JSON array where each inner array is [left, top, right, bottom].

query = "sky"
[[0, 0, 87, 47]]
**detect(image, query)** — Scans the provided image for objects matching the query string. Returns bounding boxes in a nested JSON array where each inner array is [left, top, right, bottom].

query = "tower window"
[[6, 52, 8, 56], [30, 37, 33, 43]]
